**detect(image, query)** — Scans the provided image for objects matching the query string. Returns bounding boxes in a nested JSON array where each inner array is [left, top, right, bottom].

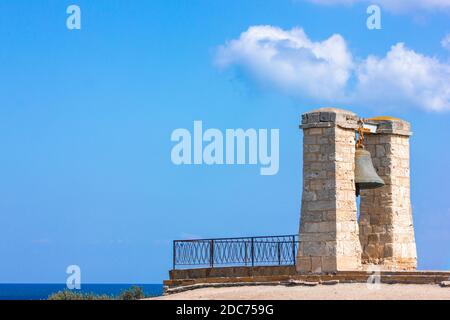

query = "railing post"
[[292, 235, 296, 266], [210, 239, 214, 268], [244, 241, 248, 266], [251, 238, 255, 267], [173, 241, 176, 270], [277, 242, 281, 265]]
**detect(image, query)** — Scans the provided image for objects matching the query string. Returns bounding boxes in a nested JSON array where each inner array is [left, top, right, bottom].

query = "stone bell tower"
[[358, 118, 417, 270], [296, 108, 417, 273]]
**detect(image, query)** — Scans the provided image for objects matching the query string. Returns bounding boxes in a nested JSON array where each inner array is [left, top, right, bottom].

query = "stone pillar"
[[297, 108, 362, 273], [359, 118, 417, 270]]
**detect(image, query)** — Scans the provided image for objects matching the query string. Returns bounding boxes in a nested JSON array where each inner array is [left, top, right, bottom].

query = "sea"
[[0, 284, 163, 300]]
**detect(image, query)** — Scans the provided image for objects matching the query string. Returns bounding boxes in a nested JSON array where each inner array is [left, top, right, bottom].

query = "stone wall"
[[166, 269, 450, 288], [359, 119, 417, 270], [297, 108, 362, 273], [169, 266, 297, 280]]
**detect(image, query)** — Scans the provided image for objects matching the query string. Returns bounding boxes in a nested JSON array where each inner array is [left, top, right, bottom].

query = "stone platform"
[[165, 266, 450, 290]]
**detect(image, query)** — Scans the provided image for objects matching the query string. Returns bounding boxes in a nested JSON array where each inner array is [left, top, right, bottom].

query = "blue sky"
[[0, 0, 449, 284]]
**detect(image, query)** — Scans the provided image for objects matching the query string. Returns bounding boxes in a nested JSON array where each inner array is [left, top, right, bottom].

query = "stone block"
[[311, 257, 322, 273], [308, 128, 323, 135], [320, 111, 335, 122], [336, 256, 361, 271], [296, 257, 312, 273], [304, 135, 317, 145], [322, 257, 337, 272]]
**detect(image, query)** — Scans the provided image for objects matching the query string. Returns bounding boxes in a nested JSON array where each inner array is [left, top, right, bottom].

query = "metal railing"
[[173, 235, 298, 269]]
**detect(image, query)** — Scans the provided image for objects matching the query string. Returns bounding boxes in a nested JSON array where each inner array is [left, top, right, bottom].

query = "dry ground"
[[151, 283, 450, 300]]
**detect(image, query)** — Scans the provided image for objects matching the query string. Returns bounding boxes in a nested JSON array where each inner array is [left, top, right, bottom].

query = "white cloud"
[[442, 34, 450, 50], [216, 25, 353, 101], [303, 0, 450, 13], [354, 43, 450, 112], [216, 26, 450, 112]]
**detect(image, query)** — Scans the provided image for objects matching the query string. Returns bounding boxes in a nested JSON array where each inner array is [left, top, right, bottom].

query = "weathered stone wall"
[[167, 268, 450, 287], [169, 266, 297, 280], [359, 119, 417, 270], [297, 108, 362, 273]]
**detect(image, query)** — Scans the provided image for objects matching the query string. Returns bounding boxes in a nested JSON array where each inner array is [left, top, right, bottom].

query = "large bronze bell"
[[355, 148, 385, 196]]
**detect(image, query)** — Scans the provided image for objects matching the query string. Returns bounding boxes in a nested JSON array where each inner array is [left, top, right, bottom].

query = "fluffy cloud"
[[303, 0, 450, 13], [216, 26, 450, 112], [216, 26, 353, 101], [354, 43, 450, 112]]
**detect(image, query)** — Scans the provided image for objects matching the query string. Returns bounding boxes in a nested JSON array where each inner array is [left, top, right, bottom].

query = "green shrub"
[[48, 286, 148, 300], [48, 290, 113, 300], [118, 286, 146, 300]]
